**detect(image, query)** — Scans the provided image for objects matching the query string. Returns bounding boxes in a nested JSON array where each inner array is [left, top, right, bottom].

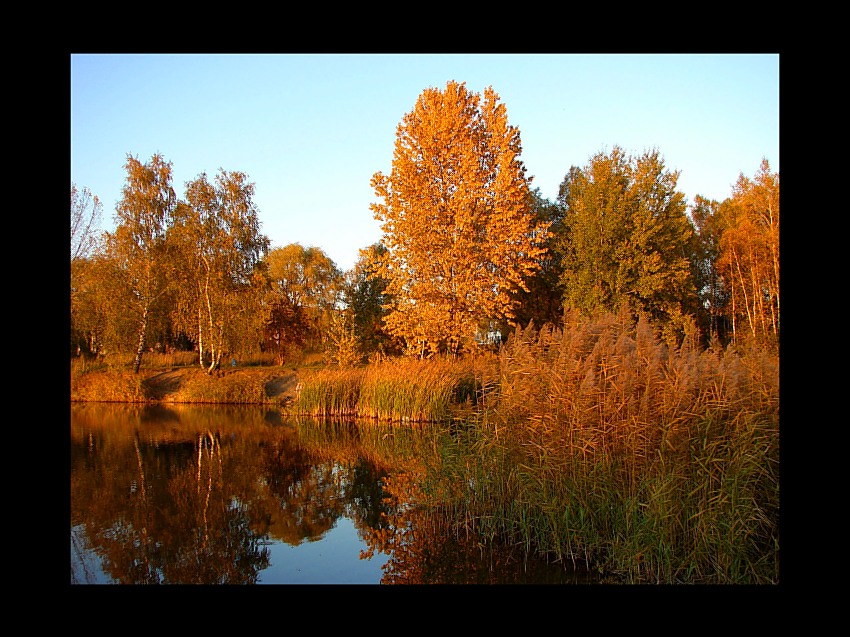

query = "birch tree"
[[172, 169, 269, 373], [71, 183, 103, 262], [107, 153, 176, 373], [716, 159, 779, 343]]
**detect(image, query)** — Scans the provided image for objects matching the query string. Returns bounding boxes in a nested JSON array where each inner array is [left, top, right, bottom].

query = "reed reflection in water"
[[70, 402, 588, 584]]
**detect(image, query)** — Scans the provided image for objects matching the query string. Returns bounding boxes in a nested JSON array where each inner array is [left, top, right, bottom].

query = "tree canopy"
[[107, 153, 177, 372], [170, 169, 270, 372], [371, 80, 549, 356], [554, 146, 696, 341], [69, 95, 779, 365]]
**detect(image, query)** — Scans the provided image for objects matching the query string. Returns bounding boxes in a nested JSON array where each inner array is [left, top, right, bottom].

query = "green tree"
[[689, 194, 730, 343], [340, 243, 399, 359], [106, 153, 176, 372], [371, 80, 549, 356], [500, 187, 565, 335], [554, 146, 696, 342], [171, 169, 269, 372]]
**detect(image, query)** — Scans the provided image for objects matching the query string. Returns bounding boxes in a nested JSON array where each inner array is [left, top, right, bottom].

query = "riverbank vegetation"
[[292, 311, 779, 584], [70, 350, 302, 404], [70, 309, 779, 583]]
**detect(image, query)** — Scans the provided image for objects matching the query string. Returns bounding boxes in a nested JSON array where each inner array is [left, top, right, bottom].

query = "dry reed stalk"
[[456, 310, 779, 582]]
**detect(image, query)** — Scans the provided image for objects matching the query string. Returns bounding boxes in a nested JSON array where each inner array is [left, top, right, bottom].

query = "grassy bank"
[[70, 351, 298, 404]]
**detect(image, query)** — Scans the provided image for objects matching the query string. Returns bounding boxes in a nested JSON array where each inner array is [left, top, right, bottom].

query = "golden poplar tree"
[[371, 80, 549, 357]]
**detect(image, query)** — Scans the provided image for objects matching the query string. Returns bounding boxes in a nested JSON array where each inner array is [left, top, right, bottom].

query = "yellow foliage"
[[371, 81, 549, 355]]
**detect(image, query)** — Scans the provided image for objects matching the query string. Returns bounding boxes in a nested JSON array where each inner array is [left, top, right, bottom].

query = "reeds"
[[293, 356, 495, 422], [293, 367, 366, 417], [359, 357, 476, 422], [430, 311, 780, 584]]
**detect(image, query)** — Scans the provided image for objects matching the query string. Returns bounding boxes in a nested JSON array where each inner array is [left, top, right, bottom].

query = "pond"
[[70, 402, 596, 585]]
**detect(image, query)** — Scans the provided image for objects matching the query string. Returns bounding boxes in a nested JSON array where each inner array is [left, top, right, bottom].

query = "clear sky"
[[70, 53, 779, 272]]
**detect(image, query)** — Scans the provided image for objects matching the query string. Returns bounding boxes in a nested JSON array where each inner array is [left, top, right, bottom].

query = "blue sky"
[[70, 53, 779, 272]]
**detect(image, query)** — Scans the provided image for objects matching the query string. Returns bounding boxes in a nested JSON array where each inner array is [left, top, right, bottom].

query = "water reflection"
[[70, 403, 588, 584]]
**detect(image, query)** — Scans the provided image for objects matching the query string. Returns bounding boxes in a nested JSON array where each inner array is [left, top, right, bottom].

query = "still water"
[[71, 402, 591, 584]]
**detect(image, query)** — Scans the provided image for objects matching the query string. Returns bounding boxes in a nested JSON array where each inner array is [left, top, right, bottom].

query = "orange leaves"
[[372, 81, 548, 355]]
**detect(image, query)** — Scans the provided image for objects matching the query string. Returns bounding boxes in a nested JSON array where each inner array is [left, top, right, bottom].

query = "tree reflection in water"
[[70, 403, 585, 584]]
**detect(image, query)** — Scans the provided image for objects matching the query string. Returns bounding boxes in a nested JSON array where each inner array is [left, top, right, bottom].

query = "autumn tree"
[[171, 169, 269, 373], [106, 153, 176, 372], [554, 146, 696, 342], [715, 159, 779, 343], [264, 243, 342, 354], [71, 183, 105, 354], [259, 256, 309, 366], [71, 250, 133, 357], [371, 80, 549, 357]]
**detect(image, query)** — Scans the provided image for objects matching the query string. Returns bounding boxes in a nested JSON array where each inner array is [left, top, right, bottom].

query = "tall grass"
[[359, 357, 482, 422], [429, 311, 780, 584], [294, 367, 366, 417], [293, 356, 494, 422], [70, 364, 148, 402]]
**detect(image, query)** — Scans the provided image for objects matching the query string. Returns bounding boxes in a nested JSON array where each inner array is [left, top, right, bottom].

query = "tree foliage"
[[371, 80, 549, 356], [688, 194, 730, 342], [264, 243, 342, 353], [554, 146, 696, 342], [340, 243, 399, 359], [715, 159, 779, 343], [501, 187, 565, 334], [69, 99, 778, 367], [71, 182, 106, 354], [170, 169, 270, 373], [106, 153, 177, 372], [71, 251, 133, 356]]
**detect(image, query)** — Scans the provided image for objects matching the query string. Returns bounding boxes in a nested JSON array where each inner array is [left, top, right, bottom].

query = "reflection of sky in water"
[[259, 516, 390, 584], [71, 517, 388, 585], [70, 525, 115, 585]]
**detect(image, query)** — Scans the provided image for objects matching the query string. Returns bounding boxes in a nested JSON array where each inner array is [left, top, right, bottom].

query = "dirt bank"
[[140, 366, 302, 404]]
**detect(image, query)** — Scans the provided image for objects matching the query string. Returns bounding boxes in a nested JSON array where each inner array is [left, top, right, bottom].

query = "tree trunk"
[[197, 306, 205, 369], [132, 305, 149, 373]]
